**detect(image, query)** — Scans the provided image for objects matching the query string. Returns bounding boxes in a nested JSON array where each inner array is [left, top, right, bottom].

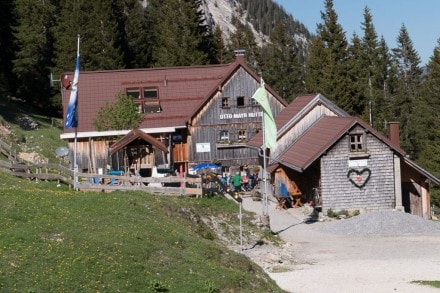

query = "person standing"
[[232, 171, 242, 192]]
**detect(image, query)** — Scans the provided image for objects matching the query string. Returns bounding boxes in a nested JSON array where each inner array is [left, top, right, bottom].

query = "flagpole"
[[259, 77, 269, 218], [262, 114, 269, 216], [73, 35, 80, 190]]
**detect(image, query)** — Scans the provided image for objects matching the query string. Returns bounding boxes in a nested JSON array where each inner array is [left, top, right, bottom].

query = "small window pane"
[[238, 129, 246, 140], [350, 134, 363, 151], [222, 97, 230, 108], [237, 96, 245, 107], [127, 88, 140, 99], [220, 130, 229, 140], [144, 88, 158, 98]]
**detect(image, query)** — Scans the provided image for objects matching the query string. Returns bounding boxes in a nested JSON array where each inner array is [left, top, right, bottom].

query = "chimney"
[[234, 49, 246, 62], [388, 122, 400, 148]]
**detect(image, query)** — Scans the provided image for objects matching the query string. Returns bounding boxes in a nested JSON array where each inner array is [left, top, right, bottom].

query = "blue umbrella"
[[190, 163, 221, 171]]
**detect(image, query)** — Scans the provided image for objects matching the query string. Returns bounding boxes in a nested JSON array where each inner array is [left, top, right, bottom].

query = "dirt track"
[[242, 197, 440, 293]]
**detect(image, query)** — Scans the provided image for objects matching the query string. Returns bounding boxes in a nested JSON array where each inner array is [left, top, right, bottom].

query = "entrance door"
[[402, 182, 422, 217]]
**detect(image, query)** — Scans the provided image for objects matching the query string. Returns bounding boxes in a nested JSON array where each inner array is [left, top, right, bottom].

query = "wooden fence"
[[0, 159, 203, 196]]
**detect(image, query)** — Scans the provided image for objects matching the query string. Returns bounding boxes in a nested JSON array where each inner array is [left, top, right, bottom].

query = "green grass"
[[411, 280, 440, 289], [0, 173, 284, 292]]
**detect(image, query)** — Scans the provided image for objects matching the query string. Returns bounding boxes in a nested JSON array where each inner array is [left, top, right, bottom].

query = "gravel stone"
[[317, 210, 440, 236]]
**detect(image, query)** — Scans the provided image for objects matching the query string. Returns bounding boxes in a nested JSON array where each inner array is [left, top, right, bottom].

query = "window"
[[127, 88, 140, 99], [238, 129, 247, 141], [144, 88, 158, 99], [350, 134, 364, 152], [219, 130, 229, 141], [237, 96, 245, 107], [250, 98, 259, 106], [222, 97, 230, 108], [125, 87, 160, 113]]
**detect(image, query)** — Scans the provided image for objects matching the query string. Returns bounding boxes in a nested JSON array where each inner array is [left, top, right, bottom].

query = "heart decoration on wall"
[[347, 168, 371, 189]]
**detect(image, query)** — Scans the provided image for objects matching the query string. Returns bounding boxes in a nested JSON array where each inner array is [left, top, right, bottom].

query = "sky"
[[275, 0, 440, 65]]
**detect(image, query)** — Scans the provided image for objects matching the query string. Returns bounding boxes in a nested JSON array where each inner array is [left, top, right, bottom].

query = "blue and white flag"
[[65, 37, 80, 128]]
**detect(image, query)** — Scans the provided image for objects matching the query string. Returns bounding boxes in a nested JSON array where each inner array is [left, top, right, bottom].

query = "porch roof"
[[109, 128, 169, 154]]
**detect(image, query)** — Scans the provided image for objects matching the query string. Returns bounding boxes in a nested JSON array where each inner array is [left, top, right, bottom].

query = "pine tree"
[[305, 0, 352, 112], [12, 0, 56, 108], [52, 0, 124, 74], [346, 33, 367, 117], [114, 0, 151, 68], [0, 0, 14, 97], [207, 25, 233, 64], [391, 24, 423, 157], [418, 39, 440, 178], [149, 0, 210, 67], [260, 21, 304, 102]]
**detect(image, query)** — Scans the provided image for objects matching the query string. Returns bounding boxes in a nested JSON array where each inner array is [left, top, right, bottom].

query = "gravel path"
[[241, 197, 440, 293]]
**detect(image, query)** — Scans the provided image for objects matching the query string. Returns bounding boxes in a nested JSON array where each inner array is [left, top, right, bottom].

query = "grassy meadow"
[[0, 173, 284, 292]]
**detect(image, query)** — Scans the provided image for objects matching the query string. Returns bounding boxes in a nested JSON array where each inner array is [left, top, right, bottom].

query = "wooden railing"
[[0, 159, 202, 196], [75, 172, 202, 196], [0, 137, 203, 196]]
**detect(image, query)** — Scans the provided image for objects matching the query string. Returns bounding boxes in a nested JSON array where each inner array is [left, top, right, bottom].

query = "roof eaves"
[[403, 157, 440, 186]]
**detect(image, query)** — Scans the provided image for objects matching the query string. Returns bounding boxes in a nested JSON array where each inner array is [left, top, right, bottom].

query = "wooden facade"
[[321, 128, 396, 213], [189, 67, 284, 167]]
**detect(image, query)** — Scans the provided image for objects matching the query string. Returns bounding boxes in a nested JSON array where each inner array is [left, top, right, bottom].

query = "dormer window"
[[127, 88, 140, 99], [144, 88, 158, 99], [125, 87, 161, 113]]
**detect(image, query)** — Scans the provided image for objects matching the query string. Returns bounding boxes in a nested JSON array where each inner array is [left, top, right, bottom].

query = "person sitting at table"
[[278, 183, 292, 208]]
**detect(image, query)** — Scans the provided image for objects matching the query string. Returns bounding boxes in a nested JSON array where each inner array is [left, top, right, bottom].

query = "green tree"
[[391, 24, 423, 157], [418, 39, 440, 178], [305, 0, 352, 112], [52, 0, 124, 74], [12, 0, 56, 108], [228, 22, 261, 71], [114, 0, 151, 68], [148, 0, 210, 67], [346, 33, 367, 117], [260, 21, 304, 102], [0, 0, 14, 97], [93, 92, 142, 131]]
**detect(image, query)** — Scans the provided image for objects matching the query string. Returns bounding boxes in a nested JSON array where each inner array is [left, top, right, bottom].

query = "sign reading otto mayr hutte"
[[219, 112, 263, 120]]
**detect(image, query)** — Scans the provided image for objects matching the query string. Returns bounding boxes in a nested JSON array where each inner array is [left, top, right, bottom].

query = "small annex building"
[[249, 93, 440, 219], [60, 54, 287, 176]]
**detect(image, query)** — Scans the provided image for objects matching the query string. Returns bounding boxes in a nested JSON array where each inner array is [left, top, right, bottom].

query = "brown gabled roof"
[[109, 128, 168, 154], [274, 116, 406, 172], [63, 57, 288, 134], [63, 62, 233, 133]]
